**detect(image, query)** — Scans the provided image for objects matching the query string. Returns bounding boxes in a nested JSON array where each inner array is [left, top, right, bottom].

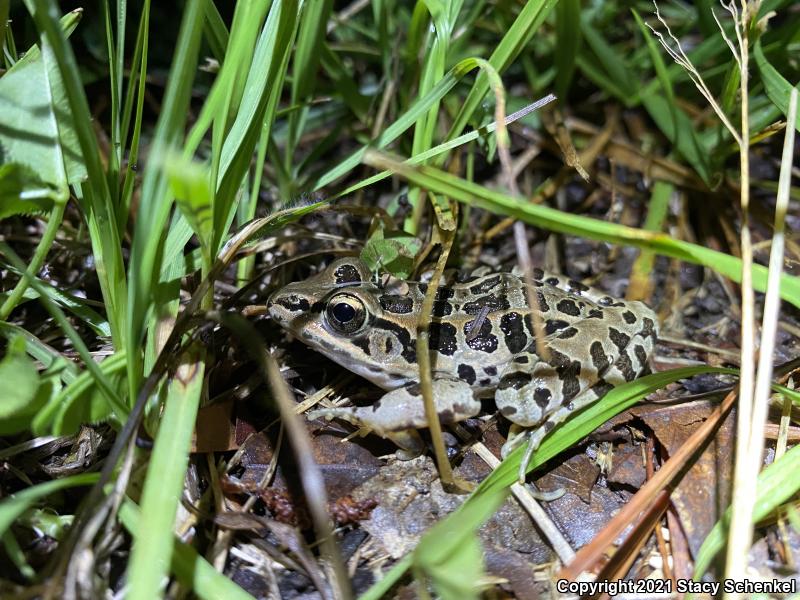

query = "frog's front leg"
[[308, 377, 480, 460]]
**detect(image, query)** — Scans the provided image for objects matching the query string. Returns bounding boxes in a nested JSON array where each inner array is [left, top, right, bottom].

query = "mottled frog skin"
[[268, 258, 658, 472]]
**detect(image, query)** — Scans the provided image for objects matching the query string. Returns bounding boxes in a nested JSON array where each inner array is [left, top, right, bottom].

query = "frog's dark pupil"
[[332, 302, 356, 323]]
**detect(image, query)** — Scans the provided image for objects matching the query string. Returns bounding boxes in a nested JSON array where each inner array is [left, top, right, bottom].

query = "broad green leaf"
[[0, 8, 85, 189], [0, 41, 83, 188], [360, 228, 423, 278], [0, 163, 57, 218]]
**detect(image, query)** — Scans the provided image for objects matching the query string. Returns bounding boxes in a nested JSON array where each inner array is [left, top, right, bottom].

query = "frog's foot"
[[308, 378, 480, 459]]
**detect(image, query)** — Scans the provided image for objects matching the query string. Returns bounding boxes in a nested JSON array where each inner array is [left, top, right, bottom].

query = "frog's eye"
[[325, 294, 367, 334]]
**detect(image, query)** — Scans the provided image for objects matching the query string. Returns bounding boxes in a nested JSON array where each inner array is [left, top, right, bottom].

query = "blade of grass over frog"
[[126, 346, 204, 600], [119, 500, 256, 600], [361, 152, 800, 308], [561, 387, 738, 581], [312, 56, 509, 191], [126, 0, 204, 398], [333, 96, 556, 201], [694, 442, 800, 579], [24, 0, 126, 347], [754, 41, 800, 133], [0, 473, 99, 538], [446, 0, 557, 141], [360, 367, 730, 597], [0, 242, 127, 420]]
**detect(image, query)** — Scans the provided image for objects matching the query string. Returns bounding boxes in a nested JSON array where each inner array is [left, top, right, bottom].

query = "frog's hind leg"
[[497, 304, 658, 483], [308, 377, 480, 460]]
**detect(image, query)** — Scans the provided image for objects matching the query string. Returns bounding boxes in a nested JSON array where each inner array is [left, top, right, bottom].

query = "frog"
[[267, 257, 658, 482]]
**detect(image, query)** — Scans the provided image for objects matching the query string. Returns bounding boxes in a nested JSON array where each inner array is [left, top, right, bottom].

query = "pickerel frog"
[[268, 258, 658, 480]]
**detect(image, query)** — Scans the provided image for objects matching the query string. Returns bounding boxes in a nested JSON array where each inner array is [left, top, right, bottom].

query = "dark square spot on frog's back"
[[499, 312, 527, 354], [457, 364, 476, 384], [429, 322, 458, 355], [334, 263, 361, 284], [469, 275, 501, 295], [379, 295, 413, 314]]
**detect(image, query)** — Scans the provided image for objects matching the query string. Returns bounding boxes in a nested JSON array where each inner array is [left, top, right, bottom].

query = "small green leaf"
[[360, 228, 423, 278], [17, 508, 73, 540], [0, 337, 41, 421], [164, 154, 214, 252], [0, 473, 99, 539]]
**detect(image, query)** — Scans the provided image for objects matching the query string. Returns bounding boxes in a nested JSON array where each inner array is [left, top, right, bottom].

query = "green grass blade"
[[554, 0, 581, 100], [1, 241, 127, 421], [0, 321, 78, 383], [754, 40, 800, 133], [446, 0, 557, 139], [313, 56, 507, 191], [126, 0, 204, 396], [202, 0, 229, 61], [633, 9, 715, 186], [287, 0, 333, 161], [362, 152, 800, 308], [214, 0, 300, 249], [24, 0, 126, 347], [126, 349, 205, 600], [694, 442, 800, 578], [118, 499, 256, 600], [579, 16, 637, 104]]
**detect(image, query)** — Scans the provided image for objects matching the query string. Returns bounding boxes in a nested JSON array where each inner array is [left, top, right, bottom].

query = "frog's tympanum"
[[268, 257, 658, 478]]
